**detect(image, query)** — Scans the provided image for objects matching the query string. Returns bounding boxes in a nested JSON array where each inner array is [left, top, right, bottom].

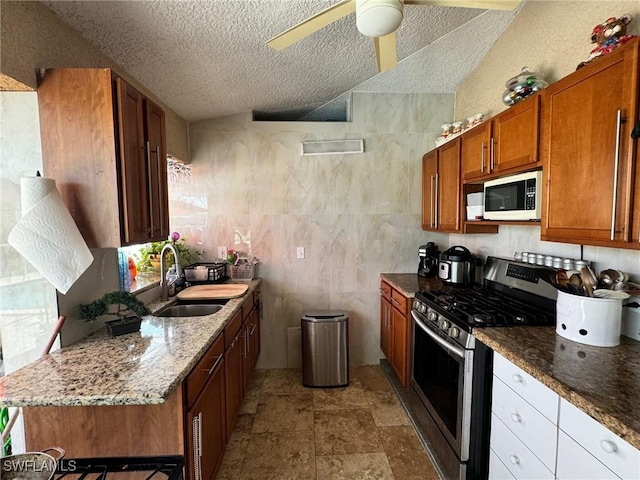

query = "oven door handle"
[[411, 310, 465, 359]]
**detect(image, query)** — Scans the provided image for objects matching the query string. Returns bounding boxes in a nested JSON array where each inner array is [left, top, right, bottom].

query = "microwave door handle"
[[611, 109, 622, 241], [411, 311, 464, 359]]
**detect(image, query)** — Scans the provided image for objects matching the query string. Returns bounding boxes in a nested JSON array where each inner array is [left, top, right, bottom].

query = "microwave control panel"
[[525, 178, 537, 210]]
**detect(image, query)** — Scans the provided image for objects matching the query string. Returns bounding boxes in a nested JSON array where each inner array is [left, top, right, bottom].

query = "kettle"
[[418, 243, 440, 277], [438, 245, 482, 286]]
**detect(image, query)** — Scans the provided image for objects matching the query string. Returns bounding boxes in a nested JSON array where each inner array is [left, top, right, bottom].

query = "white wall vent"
[[301, 139, 364, 156]]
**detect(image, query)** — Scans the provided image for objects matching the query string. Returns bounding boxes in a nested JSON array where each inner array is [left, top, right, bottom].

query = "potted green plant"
[[135, 232, 203, 273], [78, 291, 150, 336]]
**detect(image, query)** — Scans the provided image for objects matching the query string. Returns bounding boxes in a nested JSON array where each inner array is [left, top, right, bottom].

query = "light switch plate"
[[217, 246, 228, 259], [296, 247, 305, 259]]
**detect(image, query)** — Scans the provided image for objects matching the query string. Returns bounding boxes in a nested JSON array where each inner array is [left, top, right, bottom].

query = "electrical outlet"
[[217, 246, 228, 259], [296, 247, 305, 259]]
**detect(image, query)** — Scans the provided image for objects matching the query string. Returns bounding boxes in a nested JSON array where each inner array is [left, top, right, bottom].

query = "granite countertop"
[[475, 327, 640, 450], [380, 273, 444, 297], [0, 279, 261, 407]]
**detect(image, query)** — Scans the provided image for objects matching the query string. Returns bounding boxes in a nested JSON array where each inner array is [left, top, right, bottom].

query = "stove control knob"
[[427, 310, 438, 322], [449, 326, 460, 338], [413, 300, 420, 310], [439, 318, 450, 330], [419, 304, 427, 314]]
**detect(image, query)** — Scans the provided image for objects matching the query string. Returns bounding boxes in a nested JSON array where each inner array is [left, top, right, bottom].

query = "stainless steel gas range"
[[409, 256, 559, 480]]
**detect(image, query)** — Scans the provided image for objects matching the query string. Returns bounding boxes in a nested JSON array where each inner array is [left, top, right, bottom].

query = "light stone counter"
[[474, 327, 640, 450], [0, 279, 261, 407]]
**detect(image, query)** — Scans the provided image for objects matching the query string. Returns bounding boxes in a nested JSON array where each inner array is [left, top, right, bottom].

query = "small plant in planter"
[[135, 232, 204, 273], [78, 291, 150, 336]]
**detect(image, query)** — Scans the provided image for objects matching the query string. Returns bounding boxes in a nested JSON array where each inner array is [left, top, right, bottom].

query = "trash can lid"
[[302, 310, 347, 321]]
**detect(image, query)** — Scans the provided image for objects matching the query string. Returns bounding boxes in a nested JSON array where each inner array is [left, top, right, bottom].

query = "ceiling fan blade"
[[404, 0, 520, 10], [374, 33, 397, 72], [267, 0, 356, 50]]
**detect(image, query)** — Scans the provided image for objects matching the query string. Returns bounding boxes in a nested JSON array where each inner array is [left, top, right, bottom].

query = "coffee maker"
[[418, 242, 440, 277]]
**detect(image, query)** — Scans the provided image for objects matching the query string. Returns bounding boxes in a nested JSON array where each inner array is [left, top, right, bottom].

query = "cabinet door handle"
[[600, 439, 617, 453], [510, 413, 522, 423], [146, 141, 155, 237], [192, 412, 202, 480], [508, 455, 520, 466], [611, 109, 623, 241], [250, 322, 257, 335], [512, 373, 524, 383], [155, 145, 164, 238], [490, 137, 495, 171], [434, 173, 439, 228], [481, 142, 485, 173], [206, 354, 223, 376], [430, 174, 435, 228]]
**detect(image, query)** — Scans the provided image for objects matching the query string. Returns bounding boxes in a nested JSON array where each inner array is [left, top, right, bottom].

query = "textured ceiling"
[[42, 1, 521, 121]]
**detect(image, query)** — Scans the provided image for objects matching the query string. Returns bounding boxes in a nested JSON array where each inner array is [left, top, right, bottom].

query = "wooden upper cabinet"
[[37, 68, 169, 248], [461, 94, 540, 182], [541, 39, 640, 247], [422, 139, 461, 232]]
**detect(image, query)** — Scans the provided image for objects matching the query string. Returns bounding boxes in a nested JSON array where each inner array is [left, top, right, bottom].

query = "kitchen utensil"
[[556, 269, 569, 288], [438, 246, 482, 286], [580, 266, 597, 297], [568, 273, 584, 295], [1, 447, 65, 480]]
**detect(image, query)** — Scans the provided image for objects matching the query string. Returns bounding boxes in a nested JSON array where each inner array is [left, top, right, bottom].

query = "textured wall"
[[0, 1, 189, 161], [182, 93, 452, 368], [455, 0, 640, 120]]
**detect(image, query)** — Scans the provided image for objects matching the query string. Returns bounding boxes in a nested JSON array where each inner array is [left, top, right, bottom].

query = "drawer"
[[241, 294, 253, 319], [490, 413, 554, 479], [493, 351, 559, 423], [492, 376, 557, 471], [489, 448, 516, 480], [224, 310, 243, 349], [380, 280, 391, 300], [186, 333, 225, 407], [390, 289, 408, 315], [559, 398, 639, 479], [556, 430, 621, 479]]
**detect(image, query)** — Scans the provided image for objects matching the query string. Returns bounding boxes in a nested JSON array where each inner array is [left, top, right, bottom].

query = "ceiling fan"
[[267, 0, 521, 73]]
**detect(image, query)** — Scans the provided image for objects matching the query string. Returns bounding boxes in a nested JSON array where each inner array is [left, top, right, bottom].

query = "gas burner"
[[435, 294, 455, 305]]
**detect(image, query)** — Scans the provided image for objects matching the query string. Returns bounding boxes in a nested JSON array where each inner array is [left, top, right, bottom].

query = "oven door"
[[411, 310, 474, 461]]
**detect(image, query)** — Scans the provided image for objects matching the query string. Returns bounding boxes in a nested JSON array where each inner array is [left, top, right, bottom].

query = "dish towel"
[[8, 176, 93, 294]]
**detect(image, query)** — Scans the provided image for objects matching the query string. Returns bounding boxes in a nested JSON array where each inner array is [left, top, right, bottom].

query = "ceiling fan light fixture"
[[356, 0, 404, 38]]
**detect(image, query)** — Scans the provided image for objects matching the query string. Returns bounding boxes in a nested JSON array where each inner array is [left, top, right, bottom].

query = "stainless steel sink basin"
[[157, 304, 223, 317]]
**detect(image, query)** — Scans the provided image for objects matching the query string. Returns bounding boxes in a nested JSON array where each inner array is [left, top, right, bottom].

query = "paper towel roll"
[[8, 176, 93, 294]]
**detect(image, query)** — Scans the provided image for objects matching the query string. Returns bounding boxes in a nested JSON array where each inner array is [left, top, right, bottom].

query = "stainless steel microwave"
[[483, 170, 542, 221]]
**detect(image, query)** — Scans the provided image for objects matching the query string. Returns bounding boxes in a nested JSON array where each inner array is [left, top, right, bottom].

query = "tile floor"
[[215, 365, 440, 480]]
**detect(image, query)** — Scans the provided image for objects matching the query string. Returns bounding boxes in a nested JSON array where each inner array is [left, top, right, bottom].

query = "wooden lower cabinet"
[[379, 280, 411, 387], [24, 291, 263, 480]]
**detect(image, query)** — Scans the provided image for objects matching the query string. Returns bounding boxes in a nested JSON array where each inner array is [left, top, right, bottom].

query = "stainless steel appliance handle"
[[434, 173, 439, 228], [411, 310, 464, 359], [481, 142, 485, 173], [146, 141, 155, 237], [611, 109, 622, 241]]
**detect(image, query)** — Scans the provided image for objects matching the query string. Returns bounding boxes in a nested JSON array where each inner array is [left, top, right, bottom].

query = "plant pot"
[[105, 316, 142, 336]]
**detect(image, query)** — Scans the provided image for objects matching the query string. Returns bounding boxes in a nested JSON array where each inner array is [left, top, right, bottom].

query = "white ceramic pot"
[[556, 290, 622, 347]]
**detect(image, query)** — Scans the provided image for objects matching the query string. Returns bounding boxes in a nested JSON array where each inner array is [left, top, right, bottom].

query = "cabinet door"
[[422, 150, 438, 230], [116, 78, 150, 245], [541, 42, 639, 245], [249, 305, 260, 369], [224, 329, 243, 442], [460, 121, 491, 181], [437, 138, 461, 232], [187, 349, 225, 480], [242, 319, 252, 394], [380, 295, 391, 359], [492, 95, 540, 174], [390, 306, 408, 387], [144, 99, 169, 242]]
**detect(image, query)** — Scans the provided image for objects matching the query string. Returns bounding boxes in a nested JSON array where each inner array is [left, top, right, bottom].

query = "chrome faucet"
[[159, 243, 183, 301]]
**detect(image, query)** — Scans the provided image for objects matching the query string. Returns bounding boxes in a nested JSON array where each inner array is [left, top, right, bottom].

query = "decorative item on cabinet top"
[[501, 66, 549, 106], [435, 113, 485, 147], [577, 14, 637, 69]]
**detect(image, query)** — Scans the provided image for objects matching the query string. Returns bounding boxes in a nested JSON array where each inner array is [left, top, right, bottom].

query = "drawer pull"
[[508, 455, 520, 465], [600, 439, 618, 453], [512, 373, 524, 383], [206, 354, 223, 376], [510, 413, 522, 423]]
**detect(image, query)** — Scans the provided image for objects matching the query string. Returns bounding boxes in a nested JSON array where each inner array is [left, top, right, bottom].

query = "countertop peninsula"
[[0, 279, 261, 407]]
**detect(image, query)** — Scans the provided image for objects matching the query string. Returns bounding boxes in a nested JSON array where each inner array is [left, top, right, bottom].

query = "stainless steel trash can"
[[301, 310, 348, 387]]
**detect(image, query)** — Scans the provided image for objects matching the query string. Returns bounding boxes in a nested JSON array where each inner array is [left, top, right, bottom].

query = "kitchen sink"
[[156, 303, 223, 317]]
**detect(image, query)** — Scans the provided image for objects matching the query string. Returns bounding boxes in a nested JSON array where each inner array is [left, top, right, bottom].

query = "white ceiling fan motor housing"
[[356, 0, 404, 37]]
